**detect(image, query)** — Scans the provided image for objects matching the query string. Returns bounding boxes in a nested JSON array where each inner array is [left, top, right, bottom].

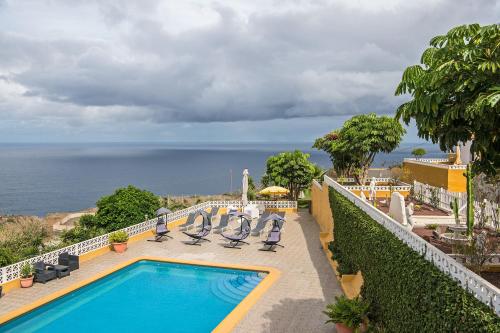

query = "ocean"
[[0, 142, 446, 216]]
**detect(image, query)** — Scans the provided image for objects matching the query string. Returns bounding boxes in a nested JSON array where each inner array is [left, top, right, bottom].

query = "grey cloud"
[[0, 0, 498, 126]]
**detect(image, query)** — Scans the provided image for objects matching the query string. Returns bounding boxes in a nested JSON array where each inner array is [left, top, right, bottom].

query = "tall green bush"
[[61, 187, 160, 244], [95, 186, 161, 231], [329, 188, 500, 332]]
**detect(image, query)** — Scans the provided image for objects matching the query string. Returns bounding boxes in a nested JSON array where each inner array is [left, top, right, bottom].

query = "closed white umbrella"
[[242, 169, 249, 207]]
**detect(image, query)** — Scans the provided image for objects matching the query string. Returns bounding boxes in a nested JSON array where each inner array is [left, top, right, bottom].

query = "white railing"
[[404, 157, 450, 163], [324, 175, 500, 315], [413, 181, 498, 228], [313, 179, 323, 189], [344, 184, 411, 192], [335, 177, 394, 184], [210, 200, 297, 210], [404, 158, 467, 170], [334, 177, 411, 191], [450, 254, 500, 267], [0, 200, 296, 285]]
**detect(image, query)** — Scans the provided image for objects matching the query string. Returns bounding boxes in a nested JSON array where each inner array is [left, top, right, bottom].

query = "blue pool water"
[[0, 260, 265, 333]]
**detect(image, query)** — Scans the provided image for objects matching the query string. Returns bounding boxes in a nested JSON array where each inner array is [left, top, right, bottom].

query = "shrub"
[[109, 230, 129, 243], [329, 188, 500, 332], [425, 224, 438, 230], [79, 214, 98, 229], [95, 186, 160, 232], [0, 248, 18, 267], [324, 295, 369, 329], [61, 223, 104, 244], [328, 241, 356, 276], [0, 219, 49, 267], [429, 187, 440, 208], [20, 263, 33, 278]]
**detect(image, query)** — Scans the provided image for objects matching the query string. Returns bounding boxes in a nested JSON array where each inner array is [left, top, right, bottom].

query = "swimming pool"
[[0, 259, 270, 333]]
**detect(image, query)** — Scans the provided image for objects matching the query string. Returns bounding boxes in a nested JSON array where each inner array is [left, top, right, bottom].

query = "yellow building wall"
[[311, 182, 363, 299], [311, 182, 334, 250], [447, 169, 467, 192], [403, 161, 466, 192]]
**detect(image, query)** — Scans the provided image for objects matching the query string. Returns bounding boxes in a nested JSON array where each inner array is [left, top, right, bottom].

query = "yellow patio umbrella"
[[259, 186, 289, 196]]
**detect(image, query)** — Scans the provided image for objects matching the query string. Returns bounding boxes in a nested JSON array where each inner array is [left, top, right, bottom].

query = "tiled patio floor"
[[0, 210, 342, 332]]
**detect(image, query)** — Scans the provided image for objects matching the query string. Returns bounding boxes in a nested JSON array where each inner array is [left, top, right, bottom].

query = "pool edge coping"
[[0, 256, 281, 333]]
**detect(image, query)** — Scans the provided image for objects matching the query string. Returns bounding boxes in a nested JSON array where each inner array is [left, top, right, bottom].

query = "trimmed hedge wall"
[[329, 188, 500, 332]]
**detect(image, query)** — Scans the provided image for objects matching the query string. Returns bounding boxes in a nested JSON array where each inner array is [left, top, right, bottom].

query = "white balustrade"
[[404, 158, 467, 169], [312, 179, 323, 189], [0, 200, 296, 285], [324, 175, 500, 315], [343, 184, 411, 192], [412, 181, 498, 227]]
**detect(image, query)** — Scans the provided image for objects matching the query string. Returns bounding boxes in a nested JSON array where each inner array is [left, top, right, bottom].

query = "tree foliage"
[[314, 113, 405, 184], [61, 186, 161, 244], [261, 150, 316, 200], [395, 23, 500, 175], [411, 148, 427, 159], [95, 185, 161, 231]]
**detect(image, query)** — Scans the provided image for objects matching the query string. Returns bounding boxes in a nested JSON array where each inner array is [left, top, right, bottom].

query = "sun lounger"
[[178, 212, 197, 231], [148, 219, 172, 242], [208, 206, 219, 219], [183, 211, 212, 245], [34, 261, 58, 284], [222, 213, 252, 249], [276, 211, 286, 229], [259, 225, 284, 252], [58, 252, 79, 271], [259, 214, 286, 252], [250, 211, 271, 236], [213, 214, 230, 234]]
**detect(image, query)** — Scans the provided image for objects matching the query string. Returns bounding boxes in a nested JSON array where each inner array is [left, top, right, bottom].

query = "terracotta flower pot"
[[112, 242, 128, 253], [335, 323, 354, 333], [20, 276, 34, 288]]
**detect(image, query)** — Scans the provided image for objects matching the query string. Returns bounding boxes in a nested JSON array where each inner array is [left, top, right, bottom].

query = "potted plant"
[[109, 231, 129, 253], [324, 295, 369, 333], [20, 263, 34, 288]]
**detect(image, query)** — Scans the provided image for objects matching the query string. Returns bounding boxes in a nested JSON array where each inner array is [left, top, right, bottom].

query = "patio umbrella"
[[156, 207, 172, 217], [259, 186, 289, 197], [242, 169, 249, 207]]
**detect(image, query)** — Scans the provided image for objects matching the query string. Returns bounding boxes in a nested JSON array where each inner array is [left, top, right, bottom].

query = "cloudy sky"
[[0, 0, 497, 143]]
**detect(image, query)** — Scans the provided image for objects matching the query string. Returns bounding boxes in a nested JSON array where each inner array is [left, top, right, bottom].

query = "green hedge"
[[329, 188, 500, 332]]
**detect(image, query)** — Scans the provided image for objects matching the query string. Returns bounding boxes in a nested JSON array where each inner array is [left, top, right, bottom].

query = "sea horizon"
[[0, 141, 446, 216]]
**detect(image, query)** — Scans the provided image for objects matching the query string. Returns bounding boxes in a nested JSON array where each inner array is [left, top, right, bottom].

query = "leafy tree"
[[95, 186, 161, 231], [314, 113, 405, 184], [313, 131, 357, 178], [262, 150, 316, 200], [395, 23, 500, 175], [411, 148, 427, 159]]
